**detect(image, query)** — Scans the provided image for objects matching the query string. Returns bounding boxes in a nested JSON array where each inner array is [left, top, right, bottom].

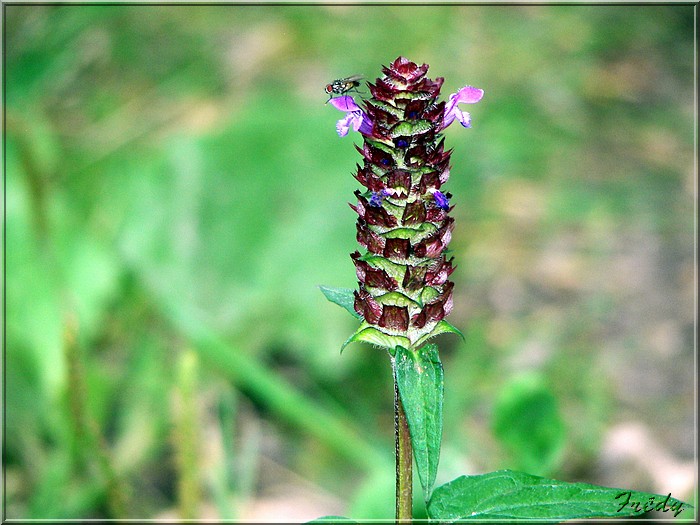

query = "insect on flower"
[[325, 75, 364, 102]]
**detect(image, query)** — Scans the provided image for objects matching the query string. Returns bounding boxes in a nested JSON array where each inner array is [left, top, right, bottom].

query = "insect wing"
[[341, 75, 364, 91], [342, 74, 364, 84]]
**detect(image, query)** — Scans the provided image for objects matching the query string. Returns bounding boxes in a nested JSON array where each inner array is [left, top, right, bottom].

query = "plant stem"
[[173, 349, 201, 520], [394, 368, 413, 523], [64, 314, 128, 518]]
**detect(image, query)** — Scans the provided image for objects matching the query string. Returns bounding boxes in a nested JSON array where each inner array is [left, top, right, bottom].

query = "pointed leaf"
[[437, 320, 464, 340], [319, 285, 362, 319], [341, 322, 410, 353], [395, 344, 443, 503], [428, 470, 694, 522], [413, 320, 464, 348]]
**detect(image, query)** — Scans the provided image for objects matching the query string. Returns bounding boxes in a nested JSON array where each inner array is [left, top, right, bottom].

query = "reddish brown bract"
[[350, 57, 457, 345]]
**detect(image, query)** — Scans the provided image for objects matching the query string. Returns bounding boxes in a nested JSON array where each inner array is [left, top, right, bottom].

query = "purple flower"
[[326, 57, 478, 349], [443, 86, 484, 129], [433, 190, 450, 210], [330, 96, 374, 137], [369, 189, 391, 208]]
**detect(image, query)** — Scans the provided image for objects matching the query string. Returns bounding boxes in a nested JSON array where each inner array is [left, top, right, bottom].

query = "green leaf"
[[395, 344, 443, 503], [368, 100, 404, 118], [364, 137, 396, 155], [418, 286, 440, 306], [382, 227, 427, 239], [413, 320, 464, 348], [307, 517, 356, 523], [391, 119, 433, 138], [383, 222, 437, 239], [341, 322, 410, 353], [375, 291, 420, 308], [427, 470, 694, 522], [357, 254, 406, 281], [395, 91, 434, 101], [319, 285, 362, 319], [492, 373, 566, 476], [438, 320, 465, 340]]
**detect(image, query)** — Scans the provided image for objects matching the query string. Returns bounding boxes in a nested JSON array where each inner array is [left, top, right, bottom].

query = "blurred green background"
[[4, 4, 695, 521]]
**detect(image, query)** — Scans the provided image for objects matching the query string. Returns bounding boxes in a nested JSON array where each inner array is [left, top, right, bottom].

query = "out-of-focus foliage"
[[491, 373, 566, 476], [5, 4, 695, 521]]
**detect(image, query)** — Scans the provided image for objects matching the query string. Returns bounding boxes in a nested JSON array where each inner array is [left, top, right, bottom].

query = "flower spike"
[[326, 57, 482, 350]]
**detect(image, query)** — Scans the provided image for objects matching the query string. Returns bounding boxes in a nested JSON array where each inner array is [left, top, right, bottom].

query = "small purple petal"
[[330, 95, 373, 137], [330, 95, 361, 112], [455, 111, 472, 128], [433, 190, 450, 210], [368, 189, 391, 208], [453, 85, 485, 104], [336, 111, 372, 137], [368, 192, 383, 208], [443, 85, 483, 129], [336, 114, 353, 137], [354, 112, 374, 135]]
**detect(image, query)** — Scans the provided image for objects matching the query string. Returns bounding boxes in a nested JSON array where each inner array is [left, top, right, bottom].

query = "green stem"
[[173, 350, 201, 519], [64, 315, 128, 518], [395, 368, 413, 523], [64, 316, 90, 473]]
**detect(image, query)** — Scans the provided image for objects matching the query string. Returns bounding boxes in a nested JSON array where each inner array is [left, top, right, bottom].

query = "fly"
[[325, 75, 364, 102]]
